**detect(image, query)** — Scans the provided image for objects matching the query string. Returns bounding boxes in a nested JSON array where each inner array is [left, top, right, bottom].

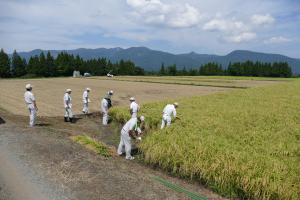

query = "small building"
[[73, 70, 81, 78]]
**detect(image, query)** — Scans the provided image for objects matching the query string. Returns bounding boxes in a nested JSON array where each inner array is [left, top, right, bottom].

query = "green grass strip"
[[153, 176, 209, 200], [71, 135, 111, 157]]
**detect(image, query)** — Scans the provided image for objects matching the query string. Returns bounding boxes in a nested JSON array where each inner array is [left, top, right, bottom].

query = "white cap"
[[174, 102, 179, 107], [25, 84, 32, 89], [140, 116, 145, 121], [108, 90, 114, 95], [86, 88, 91, 91], [129, 97, 135, 101], [66, 89, 72, 92]]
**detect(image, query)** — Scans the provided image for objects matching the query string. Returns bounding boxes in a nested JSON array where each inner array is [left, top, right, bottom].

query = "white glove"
[[137, 137, 142, 141]]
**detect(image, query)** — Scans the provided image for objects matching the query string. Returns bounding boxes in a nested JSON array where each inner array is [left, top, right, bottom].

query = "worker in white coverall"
[[129, 97, 140, 118], [24, 84, 38, 127], [101, 90, 113, 125], [161, 102, 178, 129], [82, 88, 91, 114], [64, 89, 74, 123], [117, 116, 145, 160]]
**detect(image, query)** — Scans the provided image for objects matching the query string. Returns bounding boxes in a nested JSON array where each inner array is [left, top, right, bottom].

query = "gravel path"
[[0, 113, 225, 200]]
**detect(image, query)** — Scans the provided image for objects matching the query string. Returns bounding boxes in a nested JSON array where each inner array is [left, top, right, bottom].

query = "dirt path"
[[0, 113, 225, 200]]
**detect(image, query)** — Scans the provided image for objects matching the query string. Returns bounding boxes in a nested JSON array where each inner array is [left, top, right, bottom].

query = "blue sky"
[[0, 0, 299, 58]]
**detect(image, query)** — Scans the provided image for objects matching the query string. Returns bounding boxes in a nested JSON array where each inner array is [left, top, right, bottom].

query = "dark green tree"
[[159, 63, 166, 75], [0, 49, 11, 77], [12, 50, 26, 77]]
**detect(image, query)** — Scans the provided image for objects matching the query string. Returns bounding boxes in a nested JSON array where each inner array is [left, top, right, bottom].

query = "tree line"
[[0, 48, 292, 78], [0, 49, 144, 78], [156, 61, 292, 77]]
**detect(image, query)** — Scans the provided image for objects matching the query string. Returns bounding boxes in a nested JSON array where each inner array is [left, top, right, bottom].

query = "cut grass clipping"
[[71, 135, 112, 157], [111, 80, 300, 200]]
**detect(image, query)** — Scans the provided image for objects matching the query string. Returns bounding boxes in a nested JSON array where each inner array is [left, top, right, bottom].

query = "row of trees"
[[157, 61, 292, 77], [0, 49, 293, 78], [0, 49, 145, 78]]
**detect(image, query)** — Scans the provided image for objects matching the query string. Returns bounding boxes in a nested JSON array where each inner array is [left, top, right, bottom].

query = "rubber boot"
[[64, 117, 68, 122], [70, 118, 75, 123]]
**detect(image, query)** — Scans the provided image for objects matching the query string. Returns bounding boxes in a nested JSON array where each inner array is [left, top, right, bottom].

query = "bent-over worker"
[[117, 116, 145, 160], [161, 102, 178, 129]]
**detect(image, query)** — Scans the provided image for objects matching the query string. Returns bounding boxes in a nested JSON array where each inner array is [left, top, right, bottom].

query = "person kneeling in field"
[[117, 116, 145, 160], [161, 102, 179, 129], [64, 89, 74, 123], [24, 84, 38, 127], [82, 87, 91, 114], [101, 90, 113, 125]]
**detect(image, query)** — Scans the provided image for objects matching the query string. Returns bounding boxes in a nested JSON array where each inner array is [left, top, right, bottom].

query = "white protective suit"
[[64, 93, 73, 118], [101, 98, 109, 125], [130, 101, 140, 118], [161, 104, 177, 129], [24, 91, 37, 127], [82, 90, 89, 114], [117, 117, 140, 159]]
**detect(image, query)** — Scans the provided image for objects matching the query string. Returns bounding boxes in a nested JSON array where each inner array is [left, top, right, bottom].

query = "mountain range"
[[16, 47, 300, 75]]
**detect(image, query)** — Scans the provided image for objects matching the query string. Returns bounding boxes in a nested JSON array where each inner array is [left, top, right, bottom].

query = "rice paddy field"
[[0, 76, 298, 199], [110, 78, 300, 200], [90, 76, 290, 89]]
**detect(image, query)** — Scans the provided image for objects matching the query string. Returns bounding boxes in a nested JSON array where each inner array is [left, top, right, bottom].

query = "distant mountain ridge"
[[16, 47, 300, 75]]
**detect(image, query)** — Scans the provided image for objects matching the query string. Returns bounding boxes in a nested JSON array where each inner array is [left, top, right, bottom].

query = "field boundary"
[[87, 77, 250, 89]]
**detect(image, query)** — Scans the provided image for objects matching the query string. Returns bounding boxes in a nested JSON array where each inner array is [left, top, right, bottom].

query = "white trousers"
[[28, 104, 36, 127], [117, 130, 132, 159], [131, 112, 138, 118], [65, 107, 73, 118], [161, 114, 171, 129], [102, 111, 108, 125], [82, 103, 89, 114]]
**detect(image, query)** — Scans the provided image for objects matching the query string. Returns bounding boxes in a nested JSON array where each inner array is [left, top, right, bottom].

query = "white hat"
[[174, 102, 179, 107], [129, 97, 135, 101], [140, 116, 145, 121], [108, 90, 114, 95], [86, 88, 91, 91], [66, 89, 72, 92], [25, 84, 32, 89]]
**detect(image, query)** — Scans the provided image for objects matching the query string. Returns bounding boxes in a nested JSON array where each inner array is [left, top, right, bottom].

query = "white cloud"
[[126, 0, 202, 28], [203, 19, 248, 33], [224, 32, 257, 43], [251, 14, 275, 25], [203, 18, 255, 43], [264, 36, 291, 44]]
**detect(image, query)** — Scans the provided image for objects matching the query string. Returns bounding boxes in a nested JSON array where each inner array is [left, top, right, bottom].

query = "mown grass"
[[110, 80, 300, 199], [70, 135, 112, 157], [91, 76, 295, 89]]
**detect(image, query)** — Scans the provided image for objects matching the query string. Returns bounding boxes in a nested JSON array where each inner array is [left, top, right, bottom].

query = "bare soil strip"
[[0, 111, 226, 200], [0, 77, 230, 117]]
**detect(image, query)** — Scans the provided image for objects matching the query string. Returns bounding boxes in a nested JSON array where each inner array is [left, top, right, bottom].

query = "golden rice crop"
[[110, 80, 300, 199]]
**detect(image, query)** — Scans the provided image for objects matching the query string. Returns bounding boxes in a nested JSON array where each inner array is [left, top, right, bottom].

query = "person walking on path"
[[101, 90, 113, 125], [82, 88, 91, 114], [64, 89, 74, 123]]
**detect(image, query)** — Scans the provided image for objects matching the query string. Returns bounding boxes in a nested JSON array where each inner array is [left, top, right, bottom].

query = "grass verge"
[[110, 80, 300, 199], [70, 135, 113, 157]]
